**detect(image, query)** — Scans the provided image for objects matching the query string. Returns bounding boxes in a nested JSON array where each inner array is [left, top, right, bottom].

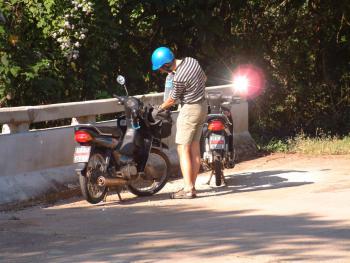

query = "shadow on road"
[[2, 170, 347, 262], [1, 204, 349, 262]]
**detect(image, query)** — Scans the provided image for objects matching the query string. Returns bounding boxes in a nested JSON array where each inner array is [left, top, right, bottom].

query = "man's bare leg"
[[190, 141, 201, 187], [177, 144, 194, 192]]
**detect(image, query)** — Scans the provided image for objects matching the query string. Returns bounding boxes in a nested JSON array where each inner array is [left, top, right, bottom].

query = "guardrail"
[[0, 93, 162, 134], [0, 84, 236, 134]]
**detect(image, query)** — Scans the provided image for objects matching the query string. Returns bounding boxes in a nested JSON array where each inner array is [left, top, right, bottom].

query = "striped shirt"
[[170, 57, 206, 104]]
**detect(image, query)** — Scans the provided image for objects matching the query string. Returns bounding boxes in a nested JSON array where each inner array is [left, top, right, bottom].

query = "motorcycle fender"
[[93, 137, 118, 149], [212, 150, 224, 158]]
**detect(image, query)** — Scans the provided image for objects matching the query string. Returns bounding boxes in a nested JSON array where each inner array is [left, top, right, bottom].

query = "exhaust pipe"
[[97, 176, 127, 187]]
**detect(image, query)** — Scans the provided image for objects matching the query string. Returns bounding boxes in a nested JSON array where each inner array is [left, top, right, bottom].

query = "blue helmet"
[[151, 47, 174, 71]]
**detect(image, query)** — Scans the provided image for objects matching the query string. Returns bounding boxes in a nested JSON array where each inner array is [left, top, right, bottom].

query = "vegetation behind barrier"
[[0, 1, 349, 138]]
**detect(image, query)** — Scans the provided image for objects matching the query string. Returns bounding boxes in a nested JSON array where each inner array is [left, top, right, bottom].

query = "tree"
[[0, 0, 349, 136]]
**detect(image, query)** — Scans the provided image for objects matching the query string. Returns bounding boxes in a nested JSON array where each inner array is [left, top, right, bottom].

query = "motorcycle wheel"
[[214, 154, 223, 186], [79, 152, 108, 204], [128, 148, 170, 197], [230, 148, 236, 168], [225, 147, 236, 169]]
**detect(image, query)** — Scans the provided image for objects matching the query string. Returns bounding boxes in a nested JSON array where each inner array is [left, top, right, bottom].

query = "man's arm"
[[160, 97, 176, 110], [160, 80, 183, 110]]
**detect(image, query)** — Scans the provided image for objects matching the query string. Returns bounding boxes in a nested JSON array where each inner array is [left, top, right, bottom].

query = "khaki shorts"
[[175, 100, 208, 145]]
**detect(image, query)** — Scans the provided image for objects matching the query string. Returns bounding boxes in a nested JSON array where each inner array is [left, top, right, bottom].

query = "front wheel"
[[128, 148, 171, 196], [213, 154, 223, 186], [79, 152, 108, 204]]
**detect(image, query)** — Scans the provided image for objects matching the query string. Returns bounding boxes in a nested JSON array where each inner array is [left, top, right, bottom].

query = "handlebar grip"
[[222, 95, 241, 103]]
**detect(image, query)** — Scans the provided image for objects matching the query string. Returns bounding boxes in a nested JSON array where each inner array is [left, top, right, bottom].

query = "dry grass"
[[260, 133, 350, 155], [288, 134, 350, 155]]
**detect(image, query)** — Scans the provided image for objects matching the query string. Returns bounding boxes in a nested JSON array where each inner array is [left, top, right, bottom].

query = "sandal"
[[170, 188, 196, 199]]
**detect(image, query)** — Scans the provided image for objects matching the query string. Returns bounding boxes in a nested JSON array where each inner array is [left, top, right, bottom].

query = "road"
[[1, 153, 350, 263]]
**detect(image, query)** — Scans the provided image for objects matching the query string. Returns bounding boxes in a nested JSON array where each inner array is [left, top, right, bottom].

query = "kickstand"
[[117, 191, 123, 201], [222, 174, 227, 186], [207, 172, 213, 185], [116, 186, 123, 202]]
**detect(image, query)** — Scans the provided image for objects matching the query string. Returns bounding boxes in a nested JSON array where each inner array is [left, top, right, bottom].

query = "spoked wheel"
[[213, 154, 223, 186], [79, 152, 108, 204], [128, 148, 170, 197]]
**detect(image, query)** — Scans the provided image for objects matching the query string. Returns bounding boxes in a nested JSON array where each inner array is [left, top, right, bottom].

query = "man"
[[151, 46, 207, 199]]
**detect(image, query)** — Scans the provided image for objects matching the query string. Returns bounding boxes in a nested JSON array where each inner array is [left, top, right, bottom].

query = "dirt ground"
[[1, 153, 350, 263]]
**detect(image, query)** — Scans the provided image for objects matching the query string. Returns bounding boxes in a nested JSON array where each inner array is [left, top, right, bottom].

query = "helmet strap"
[[161, 60, 175, 73]]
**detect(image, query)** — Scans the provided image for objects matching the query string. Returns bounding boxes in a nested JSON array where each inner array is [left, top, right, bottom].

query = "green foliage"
[[0, 0, 349, 137], [245, 0, 350, 137], [259, 139, 289, 153]]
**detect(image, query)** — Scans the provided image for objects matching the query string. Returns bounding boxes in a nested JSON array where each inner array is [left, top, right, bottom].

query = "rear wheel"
[[213, 154, 223, 186], [79, 152, 108, 204], [128, 148, 170, 196], [226, 147, 236, 169]]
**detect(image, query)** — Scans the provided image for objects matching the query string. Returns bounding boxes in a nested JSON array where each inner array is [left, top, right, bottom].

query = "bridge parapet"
[[0, 93, 164, 134]]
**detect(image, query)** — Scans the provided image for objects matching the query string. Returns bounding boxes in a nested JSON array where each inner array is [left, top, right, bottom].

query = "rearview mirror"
[[116, 75, 125, 85]]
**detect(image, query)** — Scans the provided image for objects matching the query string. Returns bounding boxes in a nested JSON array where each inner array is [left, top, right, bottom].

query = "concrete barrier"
[[0, 85, 256, 205]]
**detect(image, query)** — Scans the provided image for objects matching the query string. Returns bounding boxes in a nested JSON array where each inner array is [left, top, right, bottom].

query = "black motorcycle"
[[73, 75, 173, 204], [200, 91, 240, 186]]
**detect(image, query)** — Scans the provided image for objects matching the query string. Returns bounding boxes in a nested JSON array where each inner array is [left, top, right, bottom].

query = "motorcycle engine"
[[118, 155, 138, 179], [120, 163, 138, 179]]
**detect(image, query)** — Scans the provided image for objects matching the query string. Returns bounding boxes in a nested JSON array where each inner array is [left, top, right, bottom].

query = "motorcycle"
[[73, 75, 173, 204], [200, 91, 240, 186]]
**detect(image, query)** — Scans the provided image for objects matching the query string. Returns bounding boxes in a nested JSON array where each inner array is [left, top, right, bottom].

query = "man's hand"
[[160, 97, 176, 110]]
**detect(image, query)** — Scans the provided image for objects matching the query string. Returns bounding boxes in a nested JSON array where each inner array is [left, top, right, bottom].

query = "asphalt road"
[[1, 154, 350, 263]]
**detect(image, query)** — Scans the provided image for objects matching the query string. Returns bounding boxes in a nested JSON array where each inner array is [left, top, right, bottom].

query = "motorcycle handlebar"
[[206, 92, 241, 104], [113, 95, 126, 105], [222, 95, 241, 103]]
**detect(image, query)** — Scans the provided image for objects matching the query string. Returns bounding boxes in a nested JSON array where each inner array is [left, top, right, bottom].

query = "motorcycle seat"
[[95, 126, 122, 138]]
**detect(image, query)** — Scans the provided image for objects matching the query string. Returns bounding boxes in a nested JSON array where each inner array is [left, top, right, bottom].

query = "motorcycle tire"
[[230, 148, 236, 168], [128, 148, 171, 197], [214, 154, 223, 186], [225, 147, 236, 169], [79, 152, 108, 204]]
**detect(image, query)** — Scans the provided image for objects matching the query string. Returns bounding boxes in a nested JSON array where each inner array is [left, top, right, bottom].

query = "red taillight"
[[75, 130, 92, 143], [208, 120, 225, 131]]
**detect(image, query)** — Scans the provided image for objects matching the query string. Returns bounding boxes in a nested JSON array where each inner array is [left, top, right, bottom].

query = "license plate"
[[209, 135, 225, 150], [73, 146, 91, 163]]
